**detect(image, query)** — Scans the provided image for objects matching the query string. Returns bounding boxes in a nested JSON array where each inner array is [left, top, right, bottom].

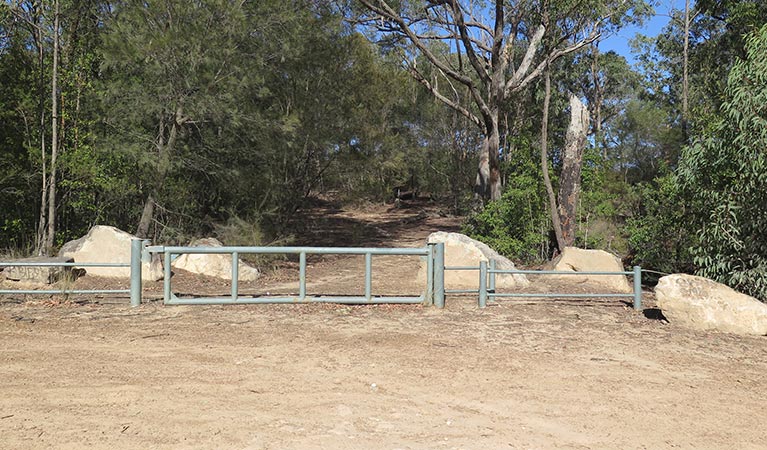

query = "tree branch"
[[447, 0, 490, 84], [505, 24, 546, 93], [407, 63, 481, 129], [358, 0, 475, 87]]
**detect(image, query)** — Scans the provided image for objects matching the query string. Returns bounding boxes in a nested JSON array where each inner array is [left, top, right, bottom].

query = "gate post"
[[364, 252, 373, 301], [633, 266, 642, 310], [299, 251, 307, 300], [488, 259, 496, 293], [130, 239, 142, 307], [231, 252, 239, 301], [426, 244, 434, 305], [478, 260, 487, 308], [433, 243, 445, 308]]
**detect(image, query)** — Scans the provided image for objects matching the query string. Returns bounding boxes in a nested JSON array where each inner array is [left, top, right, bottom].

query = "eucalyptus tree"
[[676, 24, 767, 301], [355, 0, 650, 202]]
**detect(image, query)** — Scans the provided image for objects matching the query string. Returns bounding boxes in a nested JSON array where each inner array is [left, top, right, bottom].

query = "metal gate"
[[142, 243, 446, 307]]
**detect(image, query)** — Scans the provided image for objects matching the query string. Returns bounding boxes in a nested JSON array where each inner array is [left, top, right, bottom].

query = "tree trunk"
[[475, 112, 502, 201], [34, 11, 47, 256], [682, 0, 690, 143], [557, 93, 590, 247], [136, 194, 155, 238], [45, 0, 61, 255], [135, 107, 182, 238], [540, 70, 566, 252], [590, 43, 605, 160]]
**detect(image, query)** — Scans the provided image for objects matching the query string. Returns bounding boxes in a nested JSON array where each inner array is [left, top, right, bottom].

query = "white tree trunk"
[[557, 93, 590, 247]]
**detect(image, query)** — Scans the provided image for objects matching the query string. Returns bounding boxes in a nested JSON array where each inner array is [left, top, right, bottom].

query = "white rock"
[[655, 274, 767, 336], [172, 237, 260, 281], [417, 232, 529, 290], [547, 246, 632, 293], [59, 225, 163, 281]]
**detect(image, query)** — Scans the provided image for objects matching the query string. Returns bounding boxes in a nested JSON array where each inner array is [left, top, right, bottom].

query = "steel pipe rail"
[[477, 262, 643, 311], [0, 262, 129, 267], [153, 243, 441, 307], [165, 296, 424, 305], [0, 239, 143, 305], [489, 269, 635, 275], [146, 246, 429, 256], [0, 289, 129, 295]]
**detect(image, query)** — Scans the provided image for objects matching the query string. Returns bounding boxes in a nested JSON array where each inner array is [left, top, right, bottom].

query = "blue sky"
[[599, 0, 690, 65]]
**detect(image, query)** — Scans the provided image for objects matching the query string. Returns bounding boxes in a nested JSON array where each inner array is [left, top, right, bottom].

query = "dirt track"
[[1, 202, 766, 449]]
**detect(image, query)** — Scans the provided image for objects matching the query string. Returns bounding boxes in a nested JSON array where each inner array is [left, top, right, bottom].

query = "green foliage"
[[576, 150, 636, 253], [609, 99, 682, 182], [626, 174, 696, 280], [213, 215, 293, 269], [0, 32, 39, 248], [676, 25, 767, 300], [462, 151, 550, 264]]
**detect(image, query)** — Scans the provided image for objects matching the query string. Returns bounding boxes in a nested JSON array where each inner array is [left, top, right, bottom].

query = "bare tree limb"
[[505, 24, 546, 93], [407, 63, 482, 129], [358, 0, 475, 87], [448, 0, 490, 84]]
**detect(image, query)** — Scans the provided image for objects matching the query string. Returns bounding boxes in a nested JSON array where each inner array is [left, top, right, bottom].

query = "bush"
[[626, 174, 696, 281], [462, 169, 550, 264], [674, 26, 767, 300], [213, 215, 293, 269]]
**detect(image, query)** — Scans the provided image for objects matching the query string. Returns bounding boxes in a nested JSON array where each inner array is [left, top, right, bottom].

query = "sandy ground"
[[1, 201, 766, 449]]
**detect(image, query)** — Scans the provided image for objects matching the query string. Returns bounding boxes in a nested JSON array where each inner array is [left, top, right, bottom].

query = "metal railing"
[[477, 260, 642, 310], [1, 239, 643, 312], [444, 259, 499, 295], [0, 239, 143, 306], [145, 244, 443, 306]]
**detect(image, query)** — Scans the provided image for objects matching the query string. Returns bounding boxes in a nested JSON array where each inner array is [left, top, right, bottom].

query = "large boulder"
[[171, 238, 260, 282], [655, 274, 767, 336], [418, 232, 529, 290], [546, 247, 632, 293], [59, 225, 163, 281], [3, 256, 74, 284]]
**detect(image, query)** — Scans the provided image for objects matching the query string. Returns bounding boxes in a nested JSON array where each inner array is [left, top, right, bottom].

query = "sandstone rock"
[[171, 238, 260, 282], [655, 274, 767, 336], [3, 256, 74, 284], [59, 225, 163, 281], [547, 247, 632, 293], [418, 232, 529, 290]]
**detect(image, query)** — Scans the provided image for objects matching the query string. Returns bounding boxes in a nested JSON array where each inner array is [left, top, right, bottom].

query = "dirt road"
[[1, 202, 766, 449]]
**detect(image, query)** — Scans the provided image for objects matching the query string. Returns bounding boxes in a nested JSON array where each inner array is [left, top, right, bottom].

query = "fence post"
[[478, 260, 487, 308], [364, 252, 372, 301], [434, 242, 445, 308], [130, 239, 142, 307], [633, 266, 642, 310], [426, 244, 434, 305], [231, 251, 239, 301], [299, 251, 307, 300], [489, 259, 496, 293], [163, 251, 172, 303]]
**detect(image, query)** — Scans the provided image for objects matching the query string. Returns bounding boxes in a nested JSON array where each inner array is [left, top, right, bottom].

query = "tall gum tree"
[[355, 0, 650, 201]]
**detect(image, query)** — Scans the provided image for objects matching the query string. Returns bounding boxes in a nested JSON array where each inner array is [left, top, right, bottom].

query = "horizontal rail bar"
[[166, 296, 425, 305], [146, 246, 429, 256], [445, 266, 479, 271], [0, 262, 129, 267], [0, 289, 130, 295], [445, 289, 480, 294], [488, 293, 634, 298], [489, 269, 633, 276]]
